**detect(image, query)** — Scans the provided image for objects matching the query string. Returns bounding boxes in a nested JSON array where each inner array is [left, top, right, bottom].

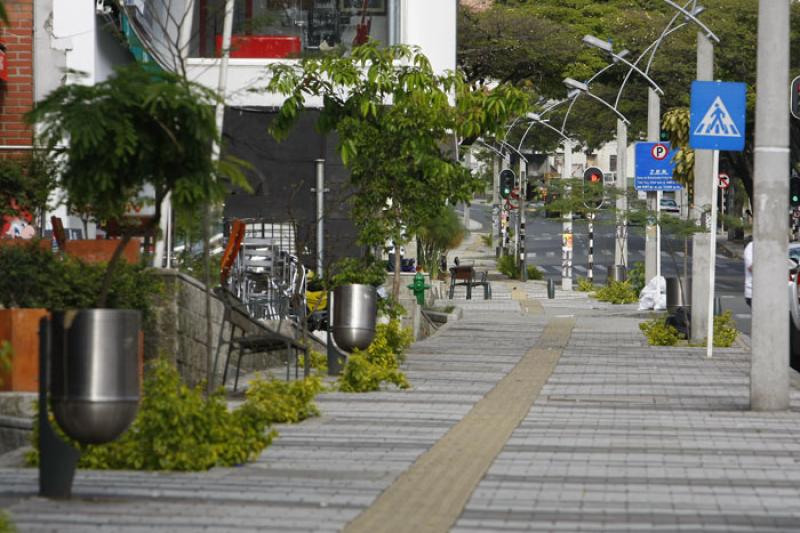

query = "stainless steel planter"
[[666, 277, 689, 312], [50, 309, 141, 445], [332, 284, 377, 352]]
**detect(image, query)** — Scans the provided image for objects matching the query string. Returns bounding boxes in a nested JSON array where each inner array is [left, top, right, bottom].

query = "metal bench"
[[448, 265, 491, 300]]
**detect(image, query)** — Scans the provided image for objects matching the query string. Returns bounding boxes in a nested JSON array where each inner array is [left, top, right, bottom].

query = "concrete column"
[[519, 157, 527, 281], [615, 119, 628, 268], [751, 0, 790, 411], [644, 88, 660, 284], [492, 155, 500, 205], [561, 140, 573, 291], [690, 32, 715, 343]]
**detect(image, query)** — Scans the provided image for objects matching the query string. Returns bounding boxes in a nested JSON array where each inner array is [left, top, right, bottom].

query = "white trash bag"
[[638, 276, 666, 311]]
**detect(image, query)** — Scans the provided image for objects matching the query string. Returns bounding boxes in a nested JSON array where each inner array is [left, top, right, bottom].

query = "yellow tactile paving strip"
[[344, 316, 575, 533]]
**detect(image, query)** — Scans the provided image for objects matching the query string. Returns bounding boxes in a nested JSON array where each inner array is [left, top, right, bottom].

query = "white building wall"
[[52, 0, 96, 84], [401, 0, 456, 74], [185, 1, 458, 107], [37, 2, 133, 237]]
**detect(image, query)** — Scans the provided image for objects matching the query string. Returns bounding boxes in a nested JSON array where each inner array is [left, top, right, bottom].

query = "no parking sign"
[[634, 142, 682, 191]]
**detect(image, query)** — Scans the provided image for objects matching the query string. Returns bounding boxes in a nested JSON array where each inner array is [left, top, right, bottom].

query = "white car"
[[659, 198, 680, 214], [789, 243, 800, 329]]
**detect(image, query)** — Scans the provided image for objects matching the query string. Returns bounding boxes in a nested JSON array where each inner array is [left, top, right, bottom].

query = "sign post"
[[635, 142, 680, 281], [689, 81, 746, 359]]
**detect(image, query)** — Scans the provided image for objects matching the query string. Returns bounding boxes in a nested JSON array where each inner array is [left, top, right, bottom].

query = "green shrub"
[[330, 257, 386, 288], [27, 359, 323, 471], [299, 349, 328, 375], [497, 254, 519, 279], [378, 295, 406, 319], [339, 320, 412, 392], [0, 240, 161, 318], [576, 277, 595, 292], [480, 233, 493, 247], [0, 510, 15, 533], [592, 281, 638, 304], [241, 375, 323, 424], [0, 341, 11, 388], [628, 261, 645, 295], [526, 264, 544, 280], [639, 317, 680, 346], [713, 311, 738, 347]]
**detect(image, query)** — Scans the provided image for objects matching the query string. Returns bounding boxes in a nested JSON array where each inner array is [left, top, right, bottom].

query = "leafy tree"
[[460, 0, 800, 205], [0, 156, 55, 221], [266, 42, 528, 297], [416, 206, 465, 279], [27, 64, 248, 306]]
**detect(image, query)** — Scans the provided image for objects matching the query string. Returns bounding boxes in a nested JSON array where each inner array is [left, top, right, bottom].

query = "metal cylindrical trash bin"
[[547, 279, 556, 299], [332, 284, 377, 352], [666, 277, 689, 312], [50, 309, 141, 445]]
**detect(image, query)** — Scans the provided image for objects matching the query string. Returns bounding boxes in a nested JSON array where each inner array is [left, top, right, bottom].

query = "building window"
[[609, 155, 617, 173], [196, 0, 389, 58]]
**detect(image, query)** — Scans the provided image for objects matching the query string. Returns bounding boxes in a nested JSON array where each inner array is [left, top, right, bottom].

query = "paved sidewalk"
[[2, 228, 800, 531]]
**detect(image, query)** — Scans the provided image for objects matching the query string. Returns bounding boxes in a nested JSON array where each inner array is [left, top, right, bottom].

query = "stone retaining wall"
[[145, 271, 320, 388]]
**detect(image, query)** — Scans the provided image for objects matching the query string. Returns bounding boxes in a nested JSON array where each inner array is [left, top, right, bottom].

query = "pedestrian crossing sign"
[[689, 81, 746, 151]]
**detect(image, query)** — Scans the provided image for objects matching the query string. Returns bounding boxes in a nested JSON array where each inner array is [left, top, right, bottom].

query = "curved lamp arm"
[[662, 0, 719, 43], [614, 21, 689, 109]]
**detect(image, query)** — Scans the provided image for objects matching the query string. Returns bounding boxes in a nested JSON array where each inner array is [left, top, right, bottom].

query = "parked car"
[[787, 242, 800, 371], [660, 198, 680, 214]]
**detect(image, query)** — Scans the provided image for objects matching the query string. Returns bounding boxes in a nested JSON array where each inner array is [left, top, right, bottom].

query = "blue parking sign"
[[635, 142, 681, 191], [689, 81, 746, 151]]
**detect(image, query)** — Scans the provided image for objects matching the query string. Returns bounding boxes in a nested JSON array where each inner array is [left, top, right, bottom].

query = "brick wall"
[[0, 0, 34, 155]]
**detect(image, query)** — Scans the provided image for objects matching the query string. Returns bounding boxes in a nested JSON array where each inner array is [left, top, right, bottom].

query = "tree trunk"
[[203, 204, 214, 395], [96, 194, 163, 308], [392, 247, 401, 300]]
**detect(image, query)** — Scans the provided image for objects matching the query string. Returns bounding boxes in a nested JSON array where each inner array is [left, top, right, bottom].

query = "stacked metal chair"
[[215, 219, 309, 391]]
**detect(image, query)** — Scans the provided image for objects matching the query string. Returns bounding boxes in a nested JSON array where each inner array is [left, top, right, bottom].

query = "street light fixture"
[[562, 77, 630, 125], [583, 34, 664, 95], [662, 0, 718, 42]]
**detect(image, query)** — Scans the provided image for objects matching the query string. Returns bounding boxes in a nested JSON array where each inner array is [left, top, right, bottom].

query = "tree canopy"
[[27, 64, 248, 305], [266, 42, 528, 295], [459, 0, 800, 201]]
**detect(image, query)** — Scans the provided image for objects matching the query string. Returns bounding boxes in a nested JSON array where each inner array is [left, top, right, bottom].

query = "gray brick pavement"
[[2, 284, 799, 532], [453, 313, 800, 532], [0, 307, 546, 532]]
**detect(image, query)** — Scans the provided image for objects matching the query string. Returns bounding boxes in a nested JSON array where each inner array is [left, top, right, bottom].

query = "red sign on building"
[[0, 42, 7, 82]]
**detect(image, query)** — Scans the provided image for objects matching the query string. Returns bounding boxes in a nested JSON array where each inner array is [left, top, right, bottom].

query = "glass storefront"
[[195, 0, 390, 58]]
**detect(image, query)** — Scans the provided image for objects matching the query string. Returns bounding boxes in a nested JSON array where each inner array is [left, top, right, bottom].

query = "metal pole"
[[204, 0, 235, 395], [656, 190, 661, 279], [588, 213, 594, 283], [706, 150, 719, 358], [751, 0, 790, 411], [645, 88, 660, 284], [315, 159, 325, 277], [561, 140, 573, 291], [615, 119, 628, 268], [493, 156, 501, 256], [519, 157, 527, 281], [690, 31, 715, 343], [165, 195, 172, 269]]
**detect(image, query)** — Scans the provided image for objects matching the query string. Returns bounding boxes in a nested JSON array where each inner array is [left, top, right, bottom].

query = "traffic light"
[[499, 169, 515, 199], [792, 75, 800, 120], [583, 166, 605, 209], [791, 176, 800, 207]]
